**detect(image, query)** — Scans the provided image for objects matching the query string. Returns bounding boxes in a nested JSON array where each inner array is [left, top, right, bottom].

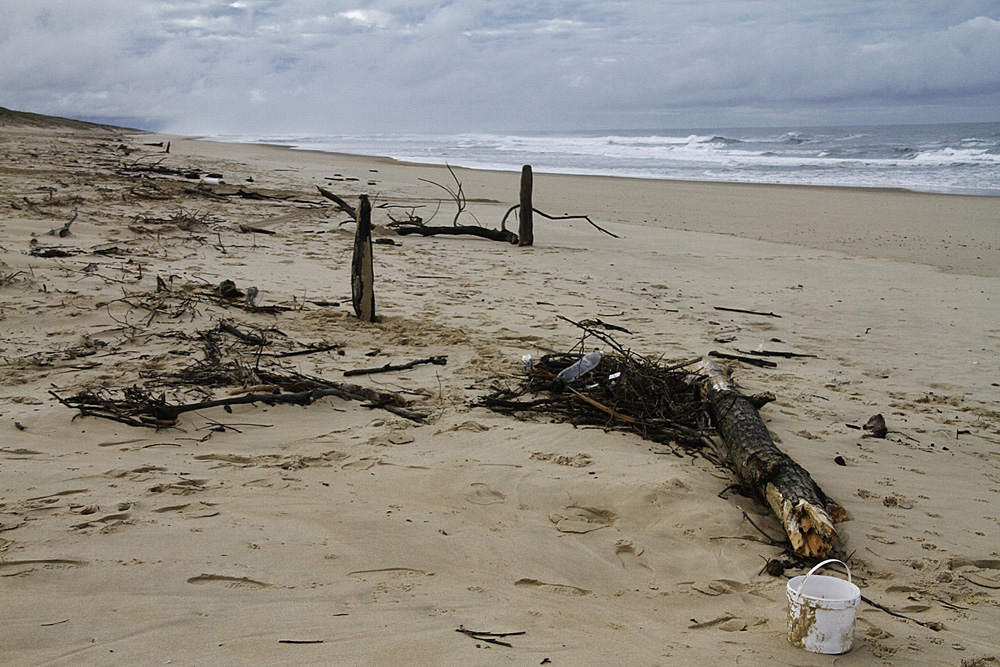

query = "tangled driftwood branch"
[[479, 324, 846, 558], [51, 366, 426, 427], [479, 349, 713, 454]]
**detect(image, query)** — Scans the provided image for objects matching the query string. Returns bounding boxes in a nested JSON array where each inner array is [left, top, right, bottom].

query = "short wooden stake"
[[351, 194, 376, 322], [518, 165, 533, 247]]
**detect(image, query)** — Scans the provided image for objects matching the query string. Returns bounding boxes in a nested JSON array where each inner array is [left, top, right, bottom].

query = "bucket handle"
[[794, 558, 852, 595]]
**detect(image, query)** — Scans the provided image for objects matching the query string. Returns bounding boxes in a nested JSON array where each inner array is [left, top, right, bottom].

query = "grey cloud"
[[1, 0, 997, 132]]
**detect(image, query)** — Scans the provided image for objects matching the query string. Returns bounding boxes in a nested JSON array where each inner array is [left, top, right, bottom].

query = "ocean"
[[216, 122, 1000, 196]]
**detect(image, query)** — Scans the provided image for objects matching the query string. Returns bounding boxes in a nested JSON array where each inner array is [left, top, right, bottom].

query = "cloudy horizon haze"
[[2, 1, 999, 135]]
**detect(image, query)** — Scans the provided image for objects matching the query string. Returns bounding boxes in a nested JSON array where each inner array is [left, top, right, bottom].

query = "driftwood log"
[[392, 223, 518, 244], [697, 359, 847, 557], [351, 195, 376, 322], [316, 186, 357, 218]]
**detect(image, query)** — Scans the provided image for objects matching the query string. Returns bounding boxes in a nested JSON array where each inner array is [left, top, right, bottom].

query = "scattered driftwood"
[[28, 242, 80, 258], [392, 222, 518, 244], [50, 365, 426, 427], [697, 359, 846, 557], [714, 306, 782, 318], [518, 165, 533, 247], [351, 195, 376, 322], [709, 350, 778, 368], [233, 188, 274, 201], [47, 208, 78, 237], [499, 205, 619, 239], [259, 344, 341, 359], [379, 163, 612, 244], [387, 165, 520, 243], [456, 626, 525, 648], [863, 413, 888, 438], [238, 224, 277, 235], [419, 164, 471, 227], [480, 348, 713, 453], [480, 319, 844, 558], [746, 349, 818, 359], [344, 356, 447, 377], [218, 320, 268, 346], [316, 186, 357, 218]]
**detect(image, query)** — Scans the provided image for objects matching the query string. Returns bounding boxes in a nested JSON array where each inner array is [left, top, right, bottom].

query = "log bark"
[[697, 359, 847, 557], [518, 165, 533, 247], [351, 195, 376, 322]]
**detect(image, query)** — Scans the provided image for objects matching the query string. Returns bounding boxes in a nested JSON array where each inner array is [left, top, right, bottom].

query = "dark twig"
[[714, 306, 781, 318], [861, 595, 944, 631], [343, 356, 447, 377], [708, 350, 778, 368], [456, 626, 525, 647], [419, 164, 471, 227], [739, 510, 789, 547], [744, 349, 817, 359], [500, 205, 619, 238], [219, 320, 268, 346]]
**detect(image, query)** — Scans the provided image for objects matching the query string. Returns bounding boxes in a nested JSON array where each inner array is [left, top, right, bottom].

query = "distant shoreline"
[[148, 131, 1000, 278], [191, 133, 998, 199], [204, 125, 1000, 198]]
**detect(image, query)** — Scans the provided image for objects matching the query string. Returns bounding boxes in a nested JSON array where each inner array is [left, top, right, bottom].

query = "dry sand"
[[1, 120, 999, 665]]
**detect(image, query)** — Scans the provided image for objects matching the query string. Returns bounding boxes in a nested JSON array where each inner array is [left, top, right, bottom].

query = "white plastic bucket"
[[786, 559, 861, 654]]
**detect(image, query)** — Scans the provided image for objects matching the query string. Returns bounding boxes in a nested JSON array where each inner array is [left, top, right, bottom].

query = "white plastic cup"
[[786, 559, 861, 654]]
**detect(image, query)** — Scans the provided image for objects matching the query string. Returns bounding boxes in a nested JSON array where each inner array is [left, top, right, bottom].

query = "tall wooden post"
[[351, 194, 376, 322], [518, 165, 533, 247]]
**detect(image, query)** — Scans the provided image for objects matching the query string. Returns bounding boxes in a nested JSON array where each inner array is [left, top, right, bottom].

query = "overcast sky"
[[2, 1, 998, 134]]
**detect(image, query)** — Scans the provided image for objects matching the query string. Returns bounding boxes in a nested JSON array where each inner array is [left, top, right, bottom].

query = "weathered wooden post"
[[518, 165, 533, 247], [351, 194, 376, 322]]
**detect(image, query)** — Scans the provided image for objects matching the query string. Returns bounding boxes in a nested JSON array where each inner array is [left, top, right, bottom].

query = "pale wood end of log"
[[696, 359, 847, 558]]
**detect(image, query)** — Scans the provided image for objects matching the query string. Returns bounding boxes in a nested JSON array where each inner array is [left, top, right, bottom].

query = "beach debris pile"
[[479, 344, 716, 457], [49, 309, 426, 429], [479, 325, 847, 559]]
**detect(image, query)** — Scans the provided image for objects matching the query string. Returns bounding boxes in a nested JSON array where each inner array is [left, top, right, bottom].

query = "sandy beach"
[[2, 117, 999, 665]]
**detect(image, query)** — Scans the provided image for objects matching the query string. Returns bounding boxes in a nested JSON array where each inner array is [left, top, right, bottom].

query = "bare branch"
[[418, 163, 467, 226]]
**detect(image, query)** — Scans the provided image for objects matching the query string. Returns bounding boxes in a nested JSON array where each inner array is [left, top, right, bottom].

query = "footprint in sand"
[[530, 452, 593, 467], [687, 615, 749, 632], [23, 488, 89, 503], [242, 477, 291, 489], [950, 557, 1000, 589], [463, 482, 506, 505], [153, 502, 219, 519], [435, 421, 491, 434], [187, 573, 275, 589], [549, 506, 618, 533], [71, 512, 131, 531], [342, 457, 381, 470], [615, 539, 654, 574], [194, 453, 256, 466], [348, 567, 433, 581], [514, 578, 591, 596], [0, 558, 88, 577], [148, 479, 209, 494], [690, 579, 775, 602]]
